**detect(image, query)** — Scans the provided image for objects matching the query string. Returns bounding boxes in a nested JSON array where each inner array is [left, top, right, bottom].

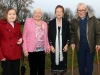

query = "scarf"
[[55, 19, 63, 65]]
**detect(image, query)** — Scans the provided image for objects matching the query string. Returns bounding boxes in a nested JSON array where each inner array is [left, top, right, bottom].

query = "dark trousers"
[[1, 59, 20, 75], [28, 51, 45, 75], [78, 42, 95, 75]]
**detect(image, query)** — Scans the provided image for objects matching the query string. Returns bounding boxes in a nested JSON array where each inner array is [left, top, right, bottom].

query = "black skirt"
[[50, 51, 67, 74]]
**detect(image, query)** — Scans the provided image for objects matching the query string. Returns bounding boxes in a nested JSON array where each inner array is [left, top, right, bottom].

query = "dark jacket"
[[70, 12, 100, 52], [0, 20, 22, 60], [48, 18, 70, 49]]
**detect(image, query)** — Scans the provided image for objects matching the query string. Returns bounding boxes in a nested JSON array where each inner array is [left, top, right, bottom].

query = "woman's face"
[[55, 8, 64, 19], [7, 9, 17, 22], [33, 9, 42, 21]]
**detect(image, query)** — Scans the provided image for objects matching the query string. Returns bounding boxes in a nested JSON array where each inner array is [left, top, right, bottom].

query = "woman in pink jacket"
[[22, 8, 50, 75]]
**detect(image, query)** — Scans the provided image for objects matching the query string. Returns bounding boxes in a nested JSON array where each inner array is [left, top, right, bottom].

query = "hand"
[[46, 49, 50, 54], [23, 50, 28, 57], [63, 44, 68, 52], [50, 46, 55, 53], [1, 58, 6, 61], [95, 45, 100, 50], [17, 38, 22, 45], [71, 44, 75, 50]]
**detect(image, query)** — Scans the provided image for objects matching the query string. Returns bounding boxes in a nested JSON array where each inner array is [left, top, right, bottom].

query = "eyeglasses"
[[77, 9, 86, 12], [34, 12, 42, 14]]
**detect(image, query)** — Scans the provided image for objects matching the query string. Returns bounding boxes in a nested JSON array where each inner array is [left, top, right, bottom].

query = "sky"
[[32, 0, 100, 17]]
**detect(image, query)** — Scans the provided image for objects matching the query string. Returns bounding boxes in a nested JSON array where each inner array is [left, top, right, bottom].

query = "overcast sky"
[[32, 0, 100, 17]]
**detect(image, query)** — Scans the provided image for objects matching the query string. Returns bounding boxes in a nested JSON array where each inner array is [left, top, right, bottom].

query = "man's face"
[[77, 5, 87, 18]]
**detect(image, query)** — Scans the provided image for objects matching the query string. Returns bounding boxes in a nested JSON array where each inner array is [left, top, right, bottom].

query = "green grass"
[[0, 25, 99, 74], [20, 25, 24, 32]]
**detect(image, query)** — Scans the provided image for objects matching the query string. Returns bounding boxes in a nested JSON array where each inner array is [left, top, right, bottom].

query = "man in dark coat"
[[70, 3, 100, 75]]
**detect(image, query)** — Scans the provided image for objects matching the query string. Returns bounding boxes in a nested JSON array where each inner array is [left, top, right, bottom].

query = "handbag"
[[21, 53, 26, 75]]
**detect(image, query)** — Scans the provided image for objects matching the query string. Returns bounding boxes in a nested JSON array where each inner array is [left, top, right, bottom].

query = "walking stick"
[[96, 48, 100, 75], [72, 48, 74, 75]]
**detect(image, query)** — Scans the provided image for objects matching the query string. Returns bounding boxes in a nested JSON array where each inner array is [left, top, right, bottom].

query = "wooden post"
[[96, 48, 100, 75], [72, 49, 74, 75]]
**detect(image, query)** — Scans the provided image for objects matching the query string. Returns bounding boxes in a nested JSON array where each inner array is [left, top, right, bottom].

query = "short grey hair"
[[33, 7, 42, 14], [77, 3, 88, 11]]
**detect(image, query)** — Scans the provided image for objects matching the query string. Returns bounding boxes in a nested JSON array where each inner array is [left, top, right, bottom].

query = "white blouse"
[[9, 22, 14, 28]]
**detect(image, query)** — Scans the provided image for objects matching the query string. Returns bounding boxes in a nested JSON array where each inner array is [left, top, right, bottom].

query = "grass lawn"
[[0, 25, 98, 75]]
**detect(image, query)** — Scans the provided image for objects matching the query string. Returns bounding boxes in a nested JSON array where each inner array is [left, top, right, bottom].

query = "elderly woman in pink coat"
[[22, 8, 50, 75]]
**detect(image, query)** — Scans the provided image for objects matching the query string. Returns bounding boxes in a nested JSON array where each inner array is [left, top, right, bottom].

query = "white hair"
[[77, 3, 88, 11], [33, 7, 42, 14]]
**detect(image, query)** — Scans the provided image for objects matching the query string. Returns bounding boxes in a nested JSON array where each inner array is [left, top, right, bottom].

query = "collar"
[[74, 11, 94, 19]]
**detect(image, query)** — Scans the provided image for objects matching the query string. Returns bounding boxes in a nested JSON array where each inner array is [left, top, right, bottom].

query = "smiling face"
[[33, 9, 42, 21], [7, 9, 17, 22], [77, 5, 87, 18], [55, 7, 64, 19]]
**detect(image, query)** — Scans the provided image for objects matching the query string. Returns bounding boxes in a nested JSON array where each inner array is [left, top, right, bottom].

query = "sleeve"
[[45, 22, 50, 49], [0, 24, 5, 60], [48, 21, 53, 46], [94, 17, 100, 45], [22, 19, 28, 51], [70, 20, 76, 44], [66, 21, 70, 44]]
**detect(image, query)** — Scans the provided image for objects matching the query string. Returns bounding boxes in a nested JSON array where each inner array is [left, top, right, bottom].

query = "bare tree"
[[14, 0, 33, 16], [0, 0, 34, 20], [63, 7, 73, 21], [42, 12, 51, 24], [49, 13, 55, 20], [19, 8, 31, 22], [0, 3, 2, 10], [28, 13, 33, 18], [87, 5, 94, 14], [0, 0, 15, 15]]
